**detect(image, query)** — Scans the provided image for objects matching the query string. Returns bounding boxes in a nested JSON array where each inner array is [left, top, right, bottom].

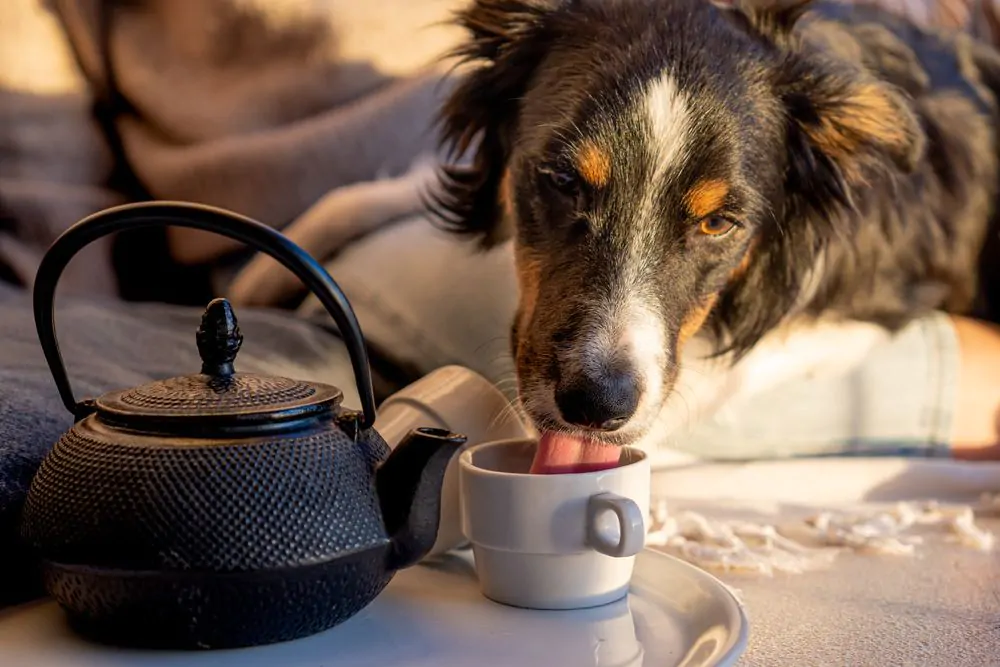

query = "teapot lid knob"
[[196, 298, 243, 378]]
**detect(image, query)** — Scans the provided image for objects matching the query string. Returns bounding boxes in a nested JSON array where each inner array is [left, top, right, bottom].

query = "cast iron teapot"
[[19, 201, 466, 650]]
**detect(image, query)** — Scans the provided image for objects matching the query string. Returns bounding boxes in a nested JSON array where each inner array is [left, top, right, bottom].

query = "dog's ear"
[[725, 0, 924, 189], [719, 0, 812, 45], [432, 0, 561, 248], [779, 57, 924, 179]]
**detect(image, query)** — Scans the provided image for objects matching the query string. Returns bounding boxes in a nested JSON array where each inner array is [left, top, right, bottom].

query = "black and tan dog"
[[432, 0, 1000, 467]]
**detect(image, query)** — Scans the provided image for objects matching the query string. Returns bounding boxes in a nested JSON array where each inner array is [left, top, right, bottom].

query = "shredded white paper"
[[645, 496, 996, 576], [979, 492, 1000, 514]]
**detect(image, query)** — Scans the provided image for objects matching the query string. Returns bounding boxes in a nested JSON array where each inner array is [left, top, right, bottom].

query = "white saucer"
[[0, 549, 748, 667]]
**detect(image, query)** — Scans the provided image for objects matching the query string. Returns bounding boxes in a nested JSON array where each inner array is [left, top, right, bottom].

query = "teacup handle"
[[33, 200, 377, 428], [586, 492, 645, 558]]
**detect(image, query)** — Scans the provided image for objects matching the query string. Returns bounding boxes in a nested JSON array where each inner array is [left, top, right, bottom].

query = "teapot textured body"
[[19, 202, 465, 650]]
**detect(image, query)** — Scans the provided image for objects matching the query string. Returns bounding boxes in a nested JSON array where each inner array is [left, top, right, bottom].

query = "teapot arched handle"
[[33, 200, 378, 428]]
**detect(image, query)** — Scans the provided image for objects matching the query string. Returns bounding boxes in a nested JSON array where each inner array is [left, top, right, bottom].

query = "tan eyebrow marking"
[[683, 178, 730, 219], [575, 142, 611, 188]]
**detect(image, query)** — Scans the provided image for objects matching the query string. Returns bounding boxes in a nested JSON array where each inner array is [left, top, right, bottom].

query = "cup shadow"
[[419, 548, 478, 581]]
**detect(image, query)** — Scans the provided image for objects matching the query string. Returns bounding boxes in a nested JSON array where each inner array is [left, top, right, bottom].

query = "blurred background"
[[2, 0, 997, 310]]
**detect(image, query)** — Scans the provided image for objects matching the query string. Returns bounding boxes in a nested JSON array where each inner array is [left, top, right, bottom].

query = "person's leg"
[[309, 210, 998, 462], [300, 214, 520, 386], [950, 316, 1000, 459]]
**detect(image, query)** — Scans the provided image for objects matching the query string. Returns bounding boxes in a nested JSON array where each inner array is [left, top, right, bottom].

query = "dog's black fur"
[[433, 0, 1000, 440]]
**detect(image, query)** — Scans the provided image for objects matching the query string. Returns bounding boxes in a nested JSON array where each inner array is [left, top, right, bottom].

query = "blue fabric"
[[659, 313, 959, 461]]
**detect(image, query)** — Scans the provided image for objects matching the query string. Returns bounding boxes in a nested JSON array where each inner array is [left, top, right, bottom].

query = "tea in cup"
[[459, 438, 649, 610]]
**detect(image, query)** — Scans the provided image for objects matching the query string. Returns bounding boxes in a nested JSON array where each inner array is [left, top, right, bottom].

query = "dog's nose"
[[555, 368, 641, 431]]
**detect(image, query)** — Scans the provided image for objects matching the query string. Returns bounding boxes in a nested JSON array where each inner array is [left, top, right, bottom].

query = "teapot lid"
[[92, 299, 344, 434]]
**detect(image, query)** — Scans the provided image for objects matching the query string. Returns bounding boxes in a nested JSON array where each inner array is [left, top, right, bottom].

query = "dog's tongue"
[[530, 432, 621, 474]]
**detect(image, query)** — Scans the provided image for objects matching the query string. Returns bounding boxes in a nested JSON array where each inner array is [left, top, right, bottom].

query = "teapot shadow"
[[419, 549, 479, 581]]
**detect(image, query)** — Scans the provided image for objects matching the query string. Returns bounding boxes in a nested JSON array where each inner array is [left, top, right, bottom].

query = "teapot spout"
[[376, 427, 467, 571]]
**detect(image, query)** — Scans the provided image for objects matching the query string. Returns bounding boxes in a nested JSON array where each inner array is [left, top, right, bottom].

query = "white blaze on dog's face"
[[436, 0, 925, 448], [615, 72, 694, 428], [615, 297, 668, 435], [642, 72, 693, 211]]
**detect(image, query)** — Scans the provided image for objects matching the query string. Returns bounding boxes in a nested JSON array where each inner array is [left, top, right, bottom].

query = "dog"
[[431, 0, 1000, 465]]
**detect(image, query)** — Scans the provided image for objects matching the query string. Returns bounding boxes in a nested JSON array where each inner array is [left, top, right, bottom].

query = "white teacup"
[[459, 438, 650, 610], [375, 366, 530, 556]]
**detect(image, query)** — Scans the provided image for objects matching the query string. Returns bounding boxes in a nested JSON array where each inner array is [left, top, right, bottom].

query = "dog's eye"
[[698, 216, 737, 237], [541, 166, 580, 196]]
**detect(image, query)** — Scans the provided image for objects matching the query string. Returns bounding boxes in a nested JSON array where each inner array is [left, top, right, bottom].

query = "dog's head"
[[434, 0, 923, 444]]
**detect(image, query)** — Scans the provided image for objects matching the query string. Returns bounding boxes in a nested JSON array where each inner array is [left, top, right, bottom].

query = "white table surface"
[[5, 456, 999, 666], [2, 527, 996, 666], [713, 517, 1000, 666]]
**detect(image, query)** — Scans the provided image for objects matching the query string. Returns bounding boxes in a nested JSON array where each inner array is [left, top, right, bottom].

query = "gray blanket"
[[0, 282, 360, 606], [0, 0, 468, 606], [0, 0, 462, 298]]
